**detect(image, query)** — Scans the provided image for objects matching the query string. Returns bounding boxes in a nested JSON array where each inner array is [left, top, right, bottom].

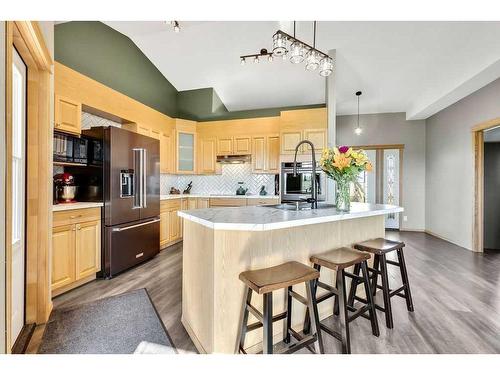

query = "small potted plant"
[[319, 145, 372, 211]]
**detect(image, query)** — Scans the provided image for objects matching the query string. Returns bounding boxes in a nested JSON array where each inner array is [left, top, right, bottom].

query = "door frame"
[[472, 117, 500, 253], [352, 144, 404, 229], [5, 21, 53, 352]]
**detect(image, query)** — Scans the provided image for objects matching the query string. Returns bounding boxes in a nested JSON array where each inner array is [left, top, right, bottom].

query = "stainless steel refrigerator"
[[85, 126, 160, 278]]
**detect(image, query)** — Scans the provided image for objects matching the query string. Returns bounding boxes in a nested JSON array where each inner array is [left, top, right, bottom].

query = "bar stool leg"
[[333, 275, 340, 316], [379, 254, 394, 329], [305, 280, 324, 354], [396, 248, 414, 312], [361, 261, 379, 337], [236, 287, 252, 353], [347, 263, 361, 308], [371, 255, 380, 297], [283, 286, 293, 344], [303, 264, 320, 335], [337, 269, 351, 354], [262, 292, 273, 354]]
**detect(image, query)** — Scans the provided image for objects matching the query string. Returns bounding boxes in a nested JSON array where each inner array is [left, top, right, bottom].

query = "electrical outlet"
[[403, 216, 408, 222]]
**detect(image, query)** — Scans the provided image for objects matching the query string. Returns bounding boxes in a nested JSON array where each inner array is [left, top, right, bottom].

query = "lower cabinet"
[[51, 208, 101, 297], [160, 199, 182, 249]]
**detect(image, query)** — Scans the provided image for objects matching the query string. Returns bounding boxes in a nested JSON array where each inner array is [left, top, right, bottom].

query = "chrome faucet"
[[293, 140, 318, 209]]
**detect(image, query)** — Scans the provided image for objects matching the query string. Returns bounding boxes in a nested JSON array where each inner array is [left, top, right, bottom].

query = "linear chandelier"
[[240, 21, 334, 77]]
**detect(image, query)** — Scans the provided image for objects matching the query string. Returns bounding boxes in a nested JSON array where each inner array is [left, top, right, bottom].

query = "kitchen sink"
[[264, 202, 336, 211]]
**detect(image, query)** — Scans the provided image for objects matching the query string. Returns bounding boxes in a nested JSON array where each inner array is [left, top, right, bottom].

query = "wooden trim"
[[351, 144, 405, 150], [471, 117, 500, 132], [473, 130, 485, 253], [399, 148, 404, 229], [6, 21, 53, 352], [471, 117, 500, 253], [5, 21, 14, 354]]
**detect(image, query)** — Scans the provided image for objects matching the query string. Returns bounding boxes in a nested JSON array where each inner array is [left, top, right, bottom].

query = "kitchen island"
[[178, 202, 403, 353]]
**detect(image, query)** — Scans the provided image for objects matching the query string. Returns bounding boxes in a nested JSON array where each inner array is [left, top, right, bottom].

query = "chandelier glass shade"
[[305, 49, 320, 71], [319, 57, 334, 77], [272, 33, 288, 56], [289, 41, 305, 64]]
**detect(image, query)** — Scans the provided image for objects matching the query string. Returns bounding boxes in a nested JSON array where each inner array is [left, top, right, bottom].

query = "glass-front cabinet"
[[176, 131, 195, 173]]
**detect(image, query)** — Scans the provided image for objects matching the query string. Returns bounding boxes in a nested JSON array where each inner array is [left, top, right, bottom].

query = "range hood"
[[216, 155, 251, 164]]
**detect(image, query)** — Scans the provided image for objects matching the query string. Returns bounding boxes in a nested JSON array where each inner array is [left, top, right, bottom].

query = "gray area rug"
[[38, 289, 176, 354]]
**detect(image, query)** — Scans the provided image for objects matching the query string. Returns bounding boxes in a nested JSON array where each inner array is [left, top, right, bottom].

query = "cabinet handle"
[[70, 214, 82, 219]]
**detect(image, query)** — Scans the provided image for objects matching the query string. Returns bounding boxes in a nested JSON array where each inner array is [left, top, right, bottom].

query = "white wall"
[[426, 78, 500, 250], [1, 20, 6, 354], [337, 113, 426, 231]]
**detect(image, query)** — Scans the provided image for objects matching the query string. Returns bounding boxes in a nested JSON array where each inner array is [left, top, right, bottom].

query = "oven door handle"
[[112, 218, 160, 232]]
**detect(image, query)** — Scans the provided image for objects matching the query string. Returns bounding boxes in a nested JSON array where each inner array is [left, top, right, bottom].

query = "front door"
[[11, 48, 27, 347]]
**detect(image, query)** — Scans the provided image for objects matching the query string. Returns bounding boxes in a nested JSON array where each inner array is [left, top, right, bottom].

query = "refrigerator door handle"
[[111, 217, 161, 232], [142, 148, 147, 208], [133, 148, 143, 208]]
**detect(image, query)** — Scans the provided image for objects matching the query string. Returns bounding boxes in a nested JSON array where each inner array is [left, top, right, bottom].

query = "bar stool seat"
[[239, 261, 319, 294], [354, 238, 404, 254], [311, 247, 370, 270]]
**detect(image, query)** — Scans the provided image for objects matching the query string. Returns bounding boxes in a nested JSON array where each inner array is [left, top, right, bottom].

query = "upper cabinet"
[[175, 119, 197, 174], [54, 94, 81, 135], [198, 137, 218, 175], [252, 134, 280, 174], [160, 131, 174, 174], [216, 136, 252, 156], [280, 108, 327, 154]]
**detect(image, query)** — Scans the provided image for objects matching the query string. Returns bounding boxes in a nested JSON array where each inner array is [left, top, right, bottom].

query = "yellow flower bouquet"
[[319, 145, 373, 211]]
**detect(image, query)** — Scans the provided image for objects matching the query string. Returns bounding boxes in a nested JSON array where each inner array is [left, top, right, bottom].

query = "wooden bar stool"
[[353, 238, 414, 329], [304, 247, 379, 354], [237, 261, 324, 354]]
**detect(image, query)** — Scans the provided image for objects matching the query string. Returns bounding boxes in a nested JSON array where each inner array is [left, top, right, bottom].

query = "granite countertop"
[[178, 202, 404, 232], [53, 202, 104, 212], [160, 194, 279, 200]]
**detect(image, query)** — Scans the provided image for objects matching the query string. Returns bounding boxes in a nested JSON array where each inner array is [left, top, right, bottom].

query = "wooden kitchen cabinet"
[[303, 128, 327, 152], [198, 137, 217, 174], [52, 207, 101, 297], [209, 198, 247, 207], [234, 136, 251, 154], [160, 199, 183, 249], [280, 130, 302, 154], [160, 131, 174, 174], [197, 197, 209, 208], [217, 137, 233, 155], [54, 94, 81, 135], [280, 108, 327, 154], [252, 134, 280, 174]]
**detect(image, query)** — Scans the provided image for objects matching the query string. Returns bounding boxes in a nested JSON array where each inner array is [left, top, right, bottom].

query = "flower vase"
[[335, 177, 351, 212]]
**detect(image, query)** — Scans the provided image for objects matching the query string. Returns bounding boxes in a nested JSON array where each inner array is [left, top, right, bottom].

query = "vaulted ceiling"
[[105, 21, 500, 119]]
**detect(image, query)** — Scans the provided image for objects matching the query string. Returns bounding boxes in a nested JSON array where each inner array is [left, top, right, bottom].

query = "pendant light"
[[354, 91, 363, 135], [289, 21, 305, 64], [305, 22, 320, 71]]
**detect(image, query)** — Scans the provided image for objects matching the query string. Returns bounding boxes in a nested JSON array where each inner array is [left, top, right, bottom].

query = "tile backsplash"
[[161, 163, 277, 196]]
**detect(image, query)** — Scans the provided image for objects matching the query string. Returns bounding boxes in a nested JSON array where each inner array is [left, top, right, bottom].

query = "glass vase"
[[335, 176, 351, 212]]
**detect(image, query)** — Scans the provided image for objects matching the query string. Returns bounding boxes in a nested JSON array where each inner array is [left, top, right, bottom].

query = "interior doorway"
[[350, 145, 404, 230], [10, 48, 27, 348]]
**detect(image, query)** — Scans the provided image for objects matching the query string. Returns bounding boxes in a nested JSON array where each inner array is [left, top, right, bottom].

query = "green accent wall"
[[55, 21, 178, 117], [195, 103, 326, 122]]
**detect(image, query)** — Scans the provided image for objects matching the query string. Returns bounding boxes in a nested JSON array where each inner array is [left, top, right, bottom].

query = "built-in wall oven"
[[281, 162, 326, 202]]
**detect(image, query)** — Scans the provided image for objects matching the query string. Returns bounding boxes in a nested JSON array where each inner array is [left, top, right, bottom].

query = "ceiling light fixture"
[[354, 91, 363, 136], [240, 48, 274, 66], [239, 21, 334, 77]]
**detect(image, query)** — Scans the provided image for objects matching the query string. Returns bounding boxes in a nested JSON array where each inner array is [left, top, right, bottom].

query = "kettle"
[[236, 182, 248, 196]]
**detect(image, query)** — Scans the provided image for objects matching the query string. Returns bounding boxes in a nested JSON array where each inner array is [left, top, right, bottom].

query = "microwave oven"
[[280, 162, 326, 202]]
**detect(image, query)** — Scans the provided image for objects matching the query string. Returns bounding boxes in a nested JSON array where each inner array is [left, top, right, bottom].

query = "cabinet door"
[[137, 125, 151, 137], [199, 137, 217, 174], [180, 199, 188, 235], [197, 198, 209, 209], [54, 95, 81, 135], [252, 136, 266, 173], [75, 220, 101, 280], [234, 136, 251, 155], [266, 135, 280, 173], [303, 128, 327, 153], [51, 224, 75, 291], [217, 137, 233, 155], [160, 131, 173, 174], [160, 211, 170, 248], [169, 210, 180, 241], [177, 131, 196, 173], [188, 198, 197, 210], [281, 131, 302, 154]]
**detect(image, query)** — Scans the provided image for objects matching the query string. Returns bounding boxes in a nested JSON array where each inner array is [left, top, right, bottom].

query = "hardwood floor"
[[27, 232, 500, 354]]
